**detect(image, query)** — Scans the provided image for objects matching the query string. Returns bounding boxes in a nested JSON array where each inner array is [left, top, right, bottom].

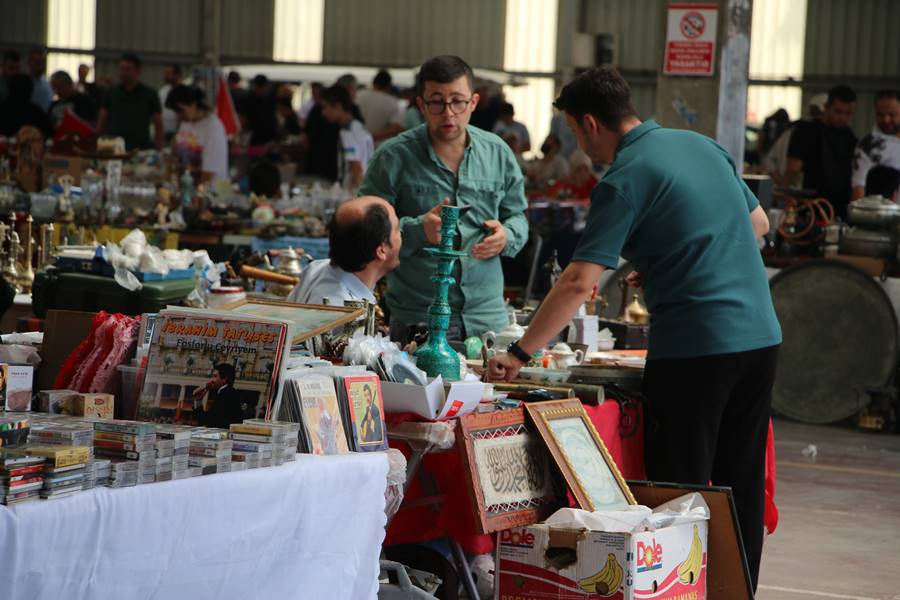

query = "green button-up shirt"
[[359, 124, 528, 337]]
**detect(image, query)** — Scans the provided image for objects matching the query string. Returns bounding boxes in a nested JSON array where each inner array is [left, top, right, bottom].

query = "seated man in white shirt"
[[288, 196, 401, 306]]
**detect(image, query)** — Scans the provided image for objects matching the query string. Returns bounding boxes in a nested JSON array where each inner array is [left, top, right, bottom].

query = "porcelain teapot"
[[481, 310, 526, 354], [548, 342, 584, 369]]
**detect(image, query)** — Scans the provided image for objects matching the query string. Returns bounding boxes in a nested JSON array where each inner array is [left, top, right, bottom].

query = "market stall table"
[[0, 452, 389, 600]]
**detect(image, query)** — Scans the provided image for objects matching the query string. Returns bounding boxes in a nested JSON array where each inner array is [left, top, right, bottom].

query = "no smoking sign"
[[664, 3, 718, 76]]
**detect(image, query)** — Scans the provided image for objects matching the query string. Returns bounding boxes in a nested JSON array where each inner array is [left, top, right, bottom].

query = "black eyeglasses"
[[423, 97, 473, 115]]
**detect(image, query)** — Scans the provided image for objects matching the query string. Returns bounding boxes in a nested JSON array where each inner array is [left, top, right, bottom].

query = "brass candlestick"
[[16, 214, 35, 292], [3, 225, 21, 292]]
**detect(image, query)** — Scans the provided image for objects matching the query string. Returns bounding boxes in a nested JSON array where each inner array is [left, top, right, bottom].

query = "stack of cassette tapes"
[[230, 420, 299, 467], [189, 428, 232, 475], [83, 458, 111, 489], [0, 452, 44, 505], [155, 425, 192, 481], [93, 420, 157, 486], [21, 445, 91, 500], [28, 421, 95, 456]]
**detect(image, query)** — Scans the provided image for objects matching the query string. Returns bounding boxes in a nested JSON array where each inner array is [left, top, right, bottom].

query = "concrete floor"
[[757, 419, 900, 600]]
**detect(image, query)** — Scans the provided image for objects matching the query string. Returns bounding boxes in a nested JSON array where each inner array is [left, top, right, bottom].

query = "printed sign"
[[663, 3, 719, 76]]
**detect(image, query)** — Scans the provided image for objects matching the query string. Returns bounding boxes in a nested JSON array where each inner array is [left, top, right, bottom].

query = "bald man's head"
[[329, 196, 401, 274]]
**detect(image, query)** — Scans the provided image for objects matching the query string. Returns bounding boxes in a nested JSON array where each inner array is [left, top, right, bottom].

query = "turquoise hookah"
[[415, 205, 466, 380]]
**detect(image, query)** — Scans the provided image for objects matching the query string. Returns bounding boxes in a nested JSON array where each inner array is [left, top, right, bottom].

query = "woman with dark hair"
[[165, 84, 229, 185]]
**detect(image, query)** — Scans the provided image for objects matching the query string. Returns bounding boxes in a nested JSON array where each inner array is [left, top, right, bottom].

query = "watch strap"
[[507, 341, 531, 364]]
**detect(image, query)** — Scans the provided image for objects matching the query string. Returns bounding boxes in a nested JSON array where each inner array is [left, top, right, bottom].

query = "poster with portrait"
[[341, 375, 387, 452], [294, 374, 349, 455], [136, 308, 290, 426]]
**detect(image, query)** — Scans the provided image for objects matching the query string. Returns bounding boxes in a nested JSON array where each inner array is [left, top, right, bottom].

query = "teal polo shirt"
[[359, 124, 528, 337], [572, 120, 782, 360], [102, 82, 161, 150]]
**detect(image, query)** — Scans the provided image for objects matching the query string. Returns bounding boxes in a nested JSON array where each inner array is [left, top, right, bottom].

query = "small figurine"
[[250, 192, 276, 225], [56, 174, 76, 223], [155, 187, 171, 226]]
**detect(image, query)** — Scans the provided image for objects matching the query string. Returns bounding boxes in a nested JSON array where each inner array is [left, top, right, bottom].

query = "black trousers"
[[642, 344, 779, 592]]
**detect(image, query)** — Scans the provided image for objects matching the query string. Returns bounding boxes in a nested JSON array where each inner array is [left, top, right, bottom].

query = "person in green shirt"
[[488, 68, 781, 592], [359, 55, 528, 344], [97, 53, 163, 151]]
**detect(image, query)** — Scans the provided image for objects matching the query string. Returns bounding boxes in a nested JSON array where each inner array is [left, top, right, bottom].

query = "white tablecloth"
[[0, 453, 389, 600]]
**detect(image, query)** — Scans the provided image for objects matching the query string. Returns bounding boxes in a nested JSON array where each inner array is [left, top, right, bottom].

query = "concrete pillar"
[[654, 0, 753, 170]]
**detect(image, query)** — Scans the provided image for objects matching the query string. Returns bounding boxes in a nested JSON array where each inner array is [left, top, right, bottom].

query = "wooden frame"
[[220, 298, 364, 344], [525, 399, 636, 511], [456, 408, 561, 534]]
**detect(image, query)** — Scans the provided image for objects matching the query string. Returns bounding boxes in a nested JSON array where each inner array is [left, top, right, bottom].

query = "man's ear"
[[416, 96, 425, 113], [581, 113, 601, 135], [375, 243, 388, 261], [470, 92, 480, 112]]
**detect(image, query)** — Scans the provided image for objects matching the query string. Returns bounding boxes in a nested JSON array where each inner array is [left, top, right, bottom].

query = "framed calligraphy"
[[525, 399, 636, 511], [457, 408, 561, 534]]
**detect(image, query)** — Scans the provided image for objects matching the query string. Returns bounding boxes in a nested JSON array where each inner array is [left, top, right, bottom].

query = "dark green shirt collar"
[[616, 119, 660, 155], [418, 124, 474, 173]]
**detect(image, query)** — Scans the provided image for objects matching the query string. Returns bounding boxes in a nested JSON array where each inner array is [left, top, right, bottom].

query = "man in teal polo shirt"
[[359, 55, 528, 343], [97, 53, 163, 151], [489, 68, 780, 591]]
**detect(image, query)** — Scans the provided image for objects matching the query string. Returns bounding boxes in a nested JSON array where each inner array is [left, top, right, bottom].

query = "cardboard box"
[[37, 389, 81, 413], [68, 393, 115, 419], [381, 377, 485, 420], [2, 364, 34, 412], [496, 511, 708, 599], [43, 154, 83, 186]]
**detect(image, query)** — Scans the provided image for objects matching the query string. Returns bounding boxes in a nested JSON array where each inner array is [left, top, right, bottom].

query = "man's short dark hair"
[[865, 166, 900, 199], [320, 84, 353, 112], [416, 55, 474, 96], [251, 74, 269, 88], [373, 69, 392, 89], [50, 70, 72, 86], [3, 50, 20, 63], [227, 70, 241, 84], [165, 63, 182, 77], [827, 85, 856, 105], [336, 73, 357, 90], [248, 161, 281, 198], [329, 203, 392, 273], [213, 363, 236, 385], [165, 84, 209, 111], [121, 53, 141, 69], [554, 67, 636, 130], [875, 90, 900, 103], [499, 102, 515, 117]]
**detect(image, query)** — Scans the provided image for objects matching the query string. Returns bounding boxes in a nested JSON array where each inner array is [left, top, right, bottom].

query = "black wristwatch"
[[507, 340, 532, 364]]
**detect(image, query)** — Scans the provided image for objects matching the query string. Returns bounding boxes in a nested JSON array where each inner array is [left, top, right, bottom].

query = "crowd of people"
[[755, 86, 900, 218], [0, 47, 601, 202]]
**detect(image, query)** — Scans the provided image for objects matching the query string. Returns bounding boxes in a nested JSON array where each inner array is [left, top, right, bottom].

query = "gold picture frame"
[[525, 398, 636, 511], [220, 298, 364, 344]]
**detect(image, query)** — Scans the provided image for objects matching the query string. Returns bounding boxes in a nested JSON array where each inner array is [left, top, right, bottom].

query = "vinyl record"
[[769, 260, 899, 423]]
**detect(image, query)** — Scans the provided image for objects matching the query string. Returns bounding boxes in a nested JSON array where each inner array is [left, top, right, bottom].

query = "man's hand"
[[625, 271, 643, 288], [424, 198, 451, 245], [472, 220, 508, 260], [488, 352, 524, 382]]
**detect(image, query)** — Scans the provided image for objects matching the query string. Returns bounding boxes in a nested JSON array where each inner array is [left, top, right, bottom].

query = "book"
[[2, 364, 34, 412], [136, 309, 291, 427], [337, 375, 388, 452]]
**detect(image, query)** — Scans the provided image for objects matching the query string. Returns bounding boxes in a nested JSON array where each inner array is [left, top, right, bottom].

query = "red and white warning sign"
[[663, 2, 719, 76]]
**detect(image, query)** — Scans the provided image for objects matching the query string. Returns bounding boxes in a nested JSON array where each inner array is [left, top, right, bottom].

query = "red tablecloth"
[[385, 401, 644, 554]]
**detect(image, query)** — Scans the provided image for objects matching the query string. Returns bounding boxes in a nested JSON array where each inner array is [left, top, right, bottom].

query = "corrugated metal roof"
[[804, 0, 900, 77], [221, 0, 274, 61], [321, 0, 507, 70], [0, 0, 46, 46], [95, 0, 201, 55], [583, 0, 664, 72]]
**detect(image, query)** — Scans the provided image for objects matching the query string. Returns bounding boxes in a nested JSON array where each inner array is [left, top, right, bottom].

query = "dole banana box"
[[496, 519, 708, 600]]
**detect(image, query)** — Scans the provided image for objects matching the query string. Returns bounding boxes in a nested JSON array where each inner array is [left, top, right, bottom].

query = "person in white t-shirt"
[[158, 63, 182, 140], [356, 70, 404, 146], [851, 90, 900, 201], [165, 84, 229, 185], [320, 84, 374, 191]]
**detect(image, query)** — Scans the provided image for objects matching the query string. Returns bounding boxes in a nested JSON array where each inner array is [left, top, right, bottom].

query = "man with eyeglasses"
[[359, 55, 528, 344]]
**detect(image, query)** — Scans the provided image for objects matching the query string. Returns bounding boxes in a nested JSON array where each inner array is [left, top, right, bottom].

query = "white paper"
[[435, 381, 485, 421]]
